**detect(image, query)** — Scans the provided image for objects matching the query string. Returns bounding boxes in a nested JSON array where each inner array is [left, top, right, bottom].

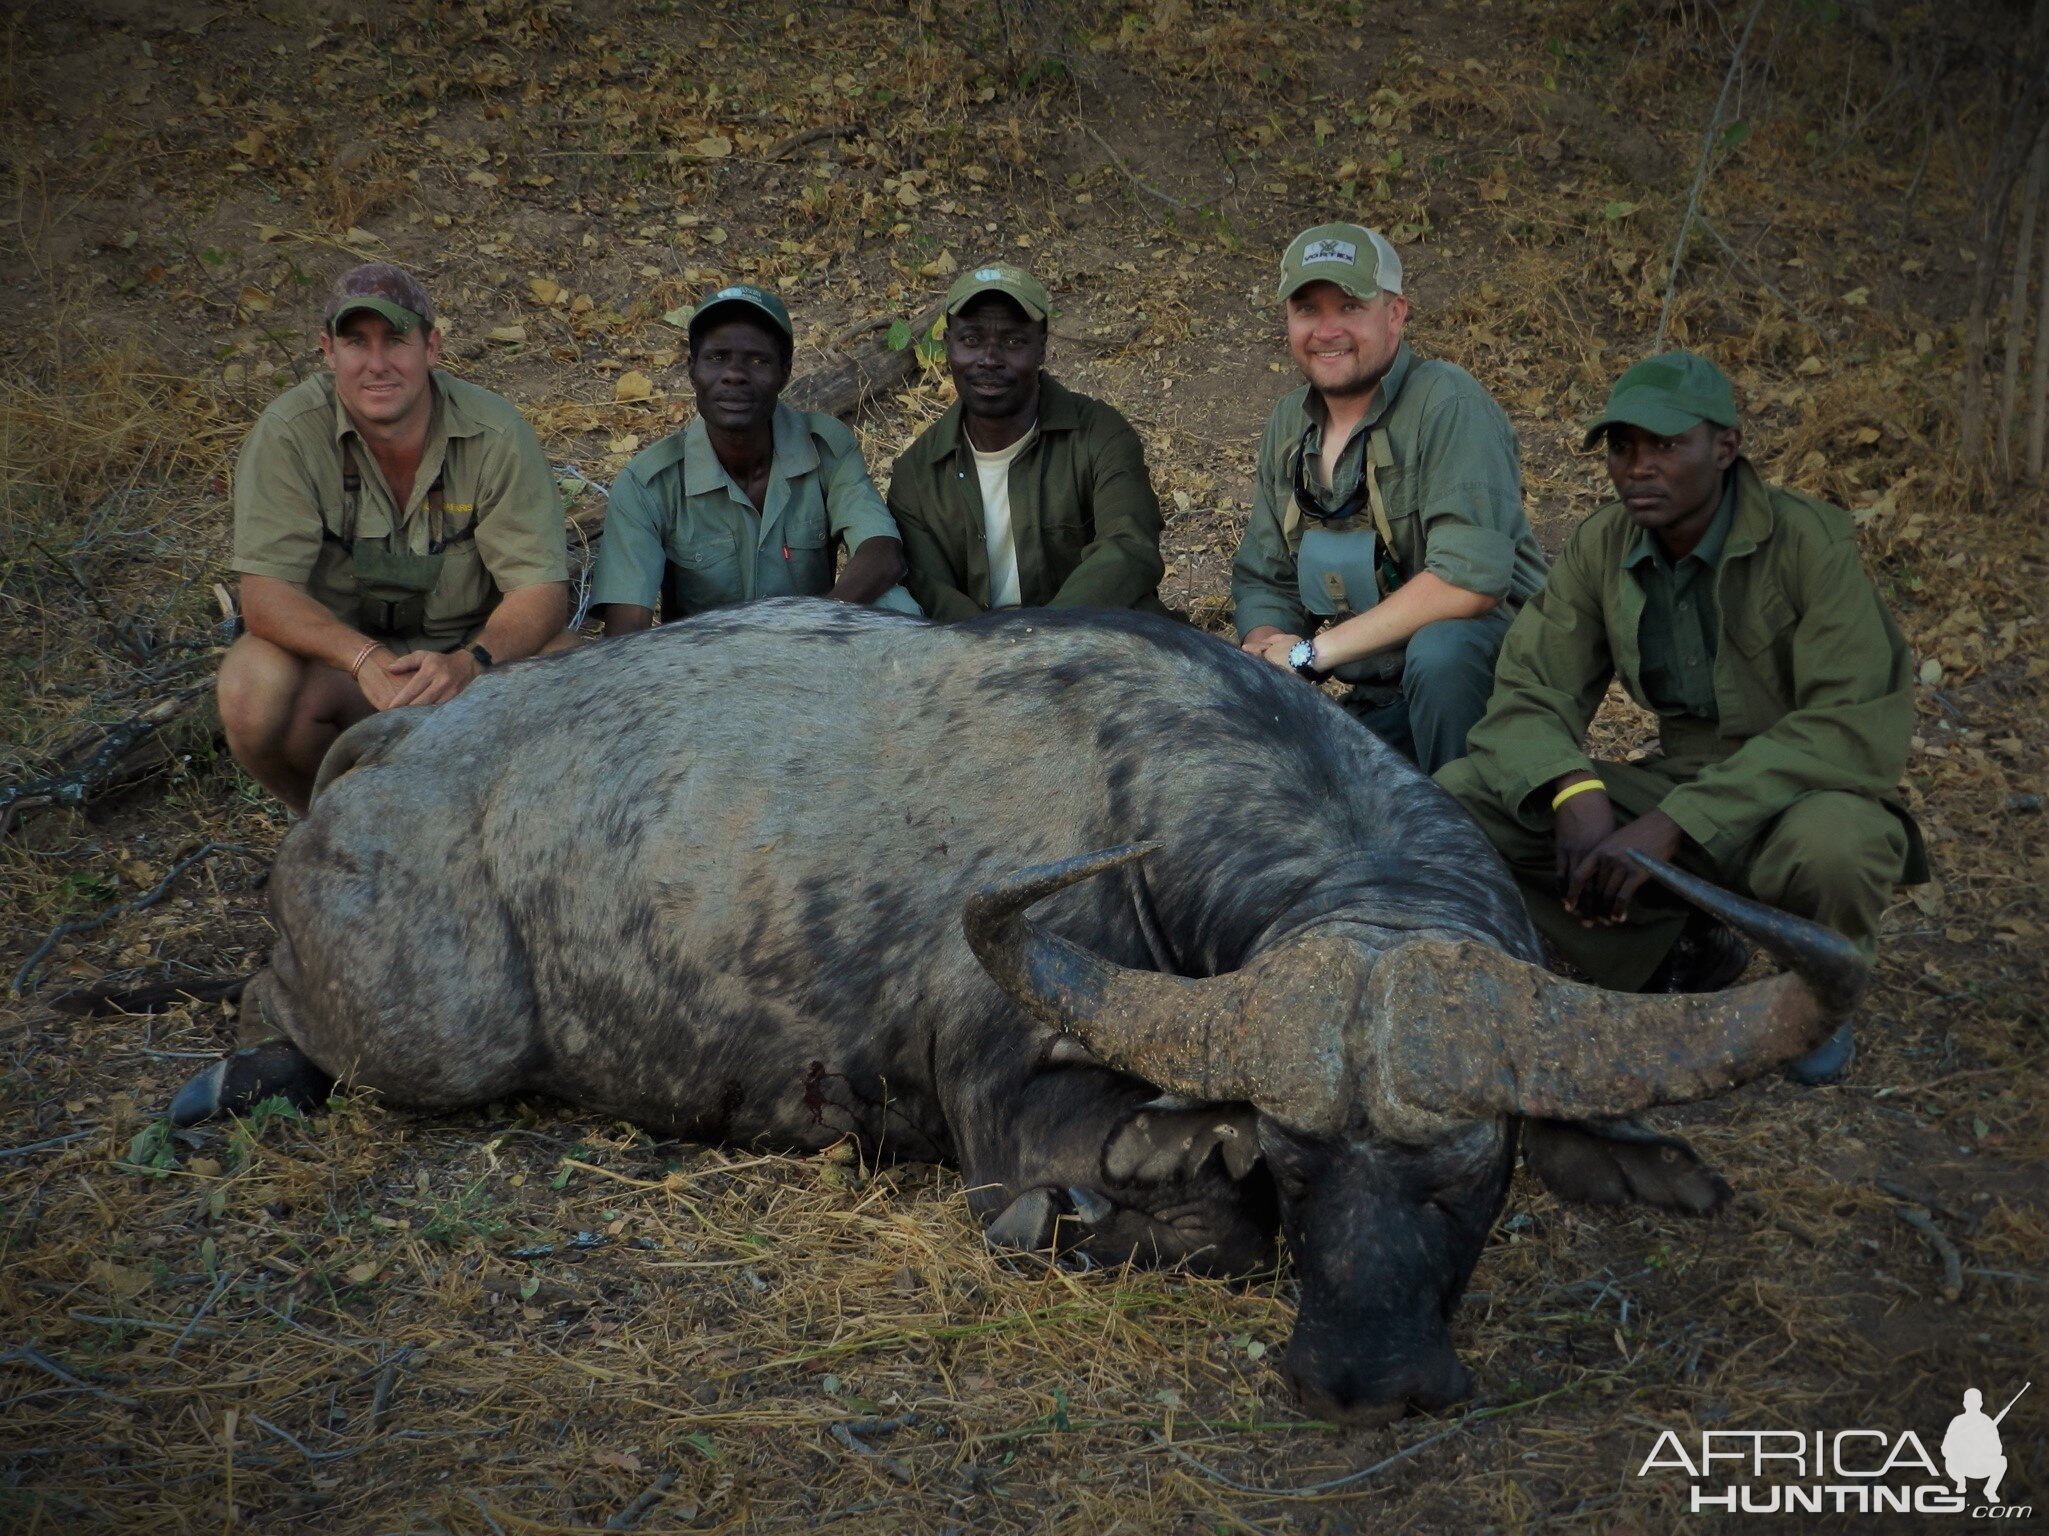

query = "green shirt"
[[1452, 458, 1923, 868], [1624, 478, 1734, 720], [1231, 343, 1547, 641], [887, 373, 1166, 620], [591, 404, 903, 617], [232, 370, 568, 652]]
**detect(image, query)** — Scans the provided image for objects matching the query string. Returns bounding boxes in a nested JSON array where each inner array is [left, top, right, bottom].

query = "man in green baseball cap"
[[886, 262, 1168, 619], [1232, 222, 1548, 773], [1438, 349, 1926, 1085], [591, 283, 917, 631], [219, 262, 571, 813]]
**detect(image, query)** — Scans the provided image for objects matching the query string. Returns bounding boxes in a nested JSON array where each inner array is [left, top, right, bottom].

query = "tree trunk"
[[784, 303, 946, 418], [2032, 181, 2049, 478]]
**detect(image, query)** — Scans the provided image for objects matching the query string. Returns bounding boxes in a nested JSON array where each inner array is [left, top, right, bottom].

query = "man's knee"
[[1403, 616, 1498, 685], [217, 635, 304, 747], [1749, 792, 1906, 916]]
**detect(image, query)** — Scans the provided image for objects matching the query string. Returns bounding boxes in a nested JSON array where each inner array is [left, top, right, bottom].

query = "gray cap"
[[1277, 223, 1403, 303]]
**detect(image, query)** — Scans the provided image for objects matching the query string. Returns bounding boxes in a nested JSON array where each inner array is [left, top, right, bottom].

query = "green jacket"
[[1231, 343, 1547, 641], [1456, 458, 1924, 869], [886, 373, 1166, 619]]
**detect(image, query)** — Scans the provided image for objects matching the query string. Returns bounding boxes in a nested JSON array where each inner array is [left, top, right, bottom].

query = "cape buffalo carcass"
[[173, 599, 1860, 1421]]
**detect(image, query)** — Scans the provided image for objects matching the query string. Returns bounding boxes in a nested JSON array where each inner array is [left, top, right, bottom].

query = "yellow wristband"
[[1550, 777, 1607, 812]]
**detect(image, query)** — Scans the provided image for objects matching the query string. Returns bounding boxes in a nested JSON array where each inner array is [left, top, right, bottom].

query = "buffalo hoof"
[[169, 1042, 333, 1127], [1785, 1024, 1855, 1087]]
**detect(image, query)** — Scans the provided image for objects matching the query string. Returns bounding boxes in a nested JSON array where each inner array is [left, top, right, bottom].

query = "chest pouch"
[[332, 446, 473, 637], [1296, 520, 1381, 619]]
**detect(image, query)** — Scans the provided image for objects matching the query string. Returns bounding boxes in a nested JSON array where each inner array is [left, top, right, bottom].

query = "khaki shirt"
[[886, 373, 1167, 619], [590, 405, 903, 617], [1231, 343, 1547, 640], [232, 371, 567, 653], [1453, 458, 1925, 872]]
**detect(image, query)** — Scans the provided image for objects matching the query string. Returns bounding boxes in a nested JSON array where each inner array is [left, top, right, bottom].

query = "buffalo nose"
[[1282, 1346, 1474, 1425]]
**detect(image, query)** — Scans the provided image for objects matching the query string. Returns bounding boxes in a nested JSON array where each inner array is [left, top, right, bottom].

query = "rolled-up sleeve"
[[588, 467, 668, 610], [818, 422, 902, 555], [1414, 391, 1524, 601], [231, 412, 325, 584], [474, 418, 569, 592]]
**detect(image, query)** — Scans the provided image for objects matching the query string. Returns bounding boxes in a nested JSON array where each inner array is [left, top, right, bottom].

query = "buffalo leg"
[[169, 1042, 334, 1127]]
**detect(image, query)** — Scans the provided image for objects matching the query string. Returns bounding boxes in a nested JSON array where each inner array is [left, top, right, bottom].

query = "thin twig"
[[1656, 0, 1771, 349], [12, 842, 258, 995], [1694, 216, 1832, 359], [0, 1130, 97, 1159], [605, 1471, 679, 1530], [1083, 125, 1215, 213], [1151, 1420, 1463, 1498], [165, 1270, 238, 1365], [1895, 1206, 1965, 1302], [0, 1346, 140, 1407]]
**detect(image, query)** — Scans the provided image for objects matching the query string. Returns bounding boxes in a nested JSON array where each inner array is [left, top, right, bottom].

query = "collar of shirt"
[[1623, 472, 1737, 583], [327, 370, 484, 525], [931, 371, 1081, 462], [1300, 341, 1416, 464], [676, 401, 819, 502]]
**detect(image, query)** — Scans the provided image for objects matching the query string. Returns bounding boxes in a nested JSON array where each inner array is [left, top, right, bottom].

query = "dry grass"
[[3, 0, 2046, 1530]]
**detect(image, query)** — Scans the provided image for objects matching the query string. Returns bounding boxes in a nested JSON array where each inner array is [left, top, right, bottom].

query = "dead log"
[[784, 301, 945, 418]]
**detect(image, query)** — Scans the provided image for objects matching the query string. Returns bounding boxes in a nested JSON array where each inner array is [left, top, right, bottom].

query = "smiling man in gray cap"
[[1437, 349, 1925, 1084], [1231, 223, 1547, 773], [219, 262, 570, 813], [591, 283, 915, 631], [887, 262, 1167, 619]]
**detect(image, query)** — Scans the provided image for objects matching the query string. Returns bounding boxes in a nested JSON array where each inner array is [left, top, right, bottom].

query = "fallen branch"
[[784, 302, 946, 420], [1083, 125, 1216, 213], [13, 842, 260, 996], [47, 973, 248, 1017], [0, 690, 219, 839], [765, 122, 863, 161], [605, 1471, 679, 1531], [829, 1412, 920, 1482]]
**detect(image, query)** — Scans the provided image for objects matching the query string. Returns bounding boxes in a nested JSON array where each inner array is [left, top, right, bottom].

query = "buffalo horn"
[[1367, 853, 1866, 1136], [963, 845, 1355, 1133]]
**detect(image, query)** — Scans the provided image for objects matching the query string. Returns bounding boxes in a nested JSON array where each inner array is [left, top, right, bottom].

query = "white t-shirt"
[[971, 425, 1037, 610]]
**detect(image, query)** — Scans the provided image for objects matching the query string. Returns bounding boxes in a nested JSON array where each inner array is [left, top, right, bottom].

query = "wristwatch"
[[466, 643, 495, 670], [1287, 639, 1326, 681]]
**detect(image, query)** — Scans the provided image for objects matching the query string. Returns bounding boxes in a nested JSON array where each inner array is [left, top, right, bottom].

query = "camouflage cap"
[[686, 283, 794, 344], [324, 263, 436, 334], [1276, 223, 1403, 303], [1581, 350, 1739, 449], [944, 262, 1052, 323]]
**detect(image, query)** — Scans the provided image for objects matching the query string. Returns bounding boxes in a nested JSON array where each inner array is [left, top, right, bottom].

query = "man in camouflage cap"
[[220, 263, 569, 813], [887, 262, 1167, 619], [1437, 350, 1926, 1084], [590, 282, 917, 630], [1232, 223, 1547, 773]]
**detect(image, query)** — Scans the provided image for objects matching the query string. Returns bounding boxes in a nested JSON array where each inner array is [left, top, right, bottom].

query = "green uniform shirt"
[[591, 404, 903, 617], [1231, 342, 1547, 641], [1624, 479, 1734, 721], [1455, 457, 1924, 869], [887, 373, 1166, 620], [232, 371, 568, 652]]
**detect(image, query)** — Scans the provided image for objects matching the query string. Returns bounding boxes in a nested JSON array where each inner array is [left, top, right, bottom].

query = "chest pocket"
[[661, 526, 744, 619], [772, 481, 834, 597]]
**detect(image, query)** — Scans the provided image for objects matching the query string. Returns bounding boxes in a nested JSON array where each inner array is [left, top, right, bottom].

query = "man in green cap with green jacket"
[[887, 263, 1167, 619], [591, 283, 917, 629], [1233, 223, 1548, 773], [1437, 349, 1925, 1084]]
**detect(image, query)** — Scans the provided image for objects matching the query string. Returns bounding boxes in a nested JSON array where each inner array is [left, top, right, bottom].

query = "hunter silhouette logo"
[[1300, 239, 1357, 266], [1636, 1380, 2032, 1516], [1943, 1383, 2027, 1504]]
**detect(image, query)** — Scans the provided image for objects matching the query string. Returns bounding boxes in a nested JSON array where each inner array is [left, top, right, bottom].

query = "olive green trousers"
[[1435, 753, 1910, 991]]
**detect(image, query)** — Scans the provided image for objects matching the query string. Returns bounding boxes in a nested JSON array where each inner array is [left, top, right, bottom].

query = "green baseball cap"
[[687, 283, 793, 345], [944, 262, 1052, 323], [324, 263, 435, 335], [1277, 223, 1403, 302], [1582, 350, 1739, 448]]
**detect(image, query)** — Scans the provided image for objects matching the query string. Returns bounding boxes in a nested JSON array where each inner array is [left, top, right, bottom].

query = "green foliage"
[[123, 1118, 179, 1177], [419, 1179, 507, 1247]]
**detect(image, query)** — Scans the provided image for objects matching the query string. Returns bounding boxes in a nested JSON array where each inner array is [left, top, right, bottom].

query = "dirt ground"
[[2, 1, 2045, 1531]]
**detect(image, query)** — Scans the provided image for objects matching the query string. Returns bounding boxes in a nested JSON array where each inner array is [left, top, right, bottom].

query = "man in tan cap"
[[219, 263, 569, 813], [1437, 350, 1924, 1084], [887, 263, 1167, 618], [1232, 223, 1547, 772]]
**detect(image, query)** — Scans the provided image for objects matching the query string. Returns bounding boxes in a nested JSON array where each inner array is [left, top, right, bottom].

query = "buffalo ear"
[[1522, 1118, 1731, 1215]]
